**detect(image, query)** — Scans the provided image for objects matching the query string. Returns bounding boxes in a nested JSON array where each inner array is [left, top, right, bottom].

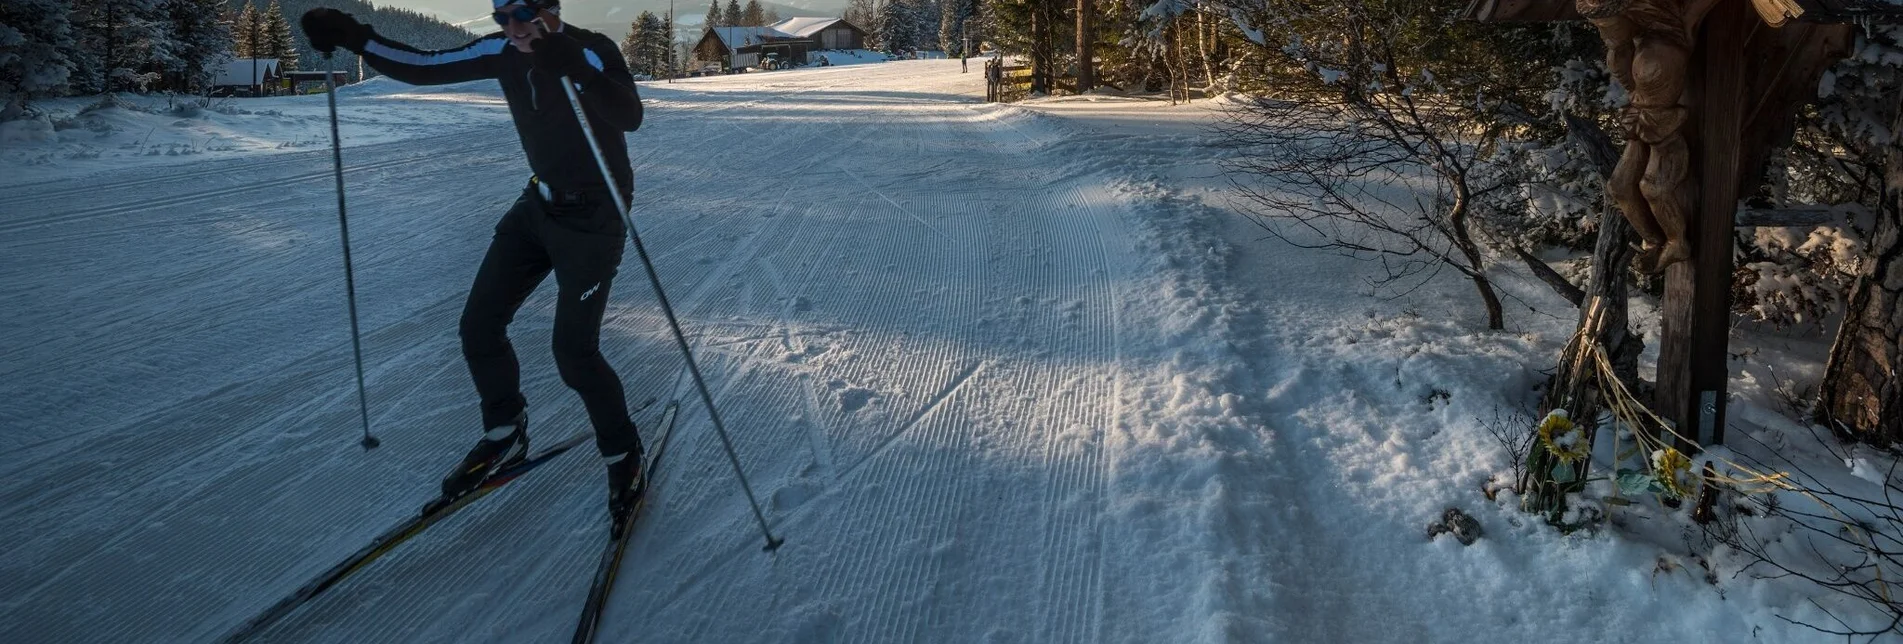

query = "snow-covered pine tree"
[[160, 0, 233, 93], [704, 0, 722, 28], [70, 0, 171, 92], [741, 0, 763, 27], [939, 0, 975, 55], [264, 0, 295, 71], [877, 0, 915, 53], [231, 1, 259, 57], [908, 0, 939, 52], [0, 0, 77, 118]]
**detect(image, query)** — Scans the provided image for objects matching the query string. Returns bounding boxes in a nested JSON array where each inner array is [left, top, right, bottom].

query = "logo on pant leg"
[[580, 282, 601, 301]]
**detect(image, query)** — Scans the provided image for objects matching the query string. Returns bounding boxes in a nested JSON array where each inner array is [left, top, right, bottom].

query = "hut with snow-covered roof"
[[693, 18, 867, 72], [212, 58, 281, 96], [772, 17, 867, 50]]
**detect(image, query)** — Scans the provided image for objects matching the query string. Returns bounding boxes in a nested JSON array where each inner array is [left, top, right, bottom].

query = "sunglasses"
[[492, 5, 539, 25]]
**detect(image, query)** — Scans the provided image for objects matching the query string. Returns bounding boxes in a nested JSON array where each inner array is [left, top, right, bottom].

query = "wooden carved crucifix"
[[1580, 0, 1725, 272], [1465, 0, 1865, 447]]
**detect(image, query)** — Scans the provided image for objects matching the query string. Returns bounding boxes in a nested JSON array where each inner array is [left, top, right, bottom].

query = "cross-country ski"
[[575, 400, 679, 644]]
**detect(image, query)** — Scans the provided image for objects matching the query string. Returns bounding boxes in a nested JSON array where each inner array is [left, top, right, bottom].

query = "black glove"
[[301, 8, 371, 55], [531, 32, 599, 81]]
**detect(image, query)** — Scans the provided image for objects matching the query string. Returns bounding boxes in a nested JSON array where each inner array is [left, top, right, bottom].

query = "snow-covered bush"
[[1737, 26, 1901, 330], [0, 0, 77, 120]]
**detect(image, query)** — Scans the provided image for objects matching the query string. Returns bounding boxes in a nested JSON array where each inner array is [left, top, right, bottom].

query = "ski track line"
[[814, 119, 980, 640], [1084, 183, 1128, 644], [830, 359, 985, 484], [861, 247, 984, 639], [6, 215, 624, 638], [243, 358, 684, 642], [1, 294, 469, 612], [879, 112, 1013, 641], [645, 181, 976, 640], [1032, 183, 1122, 643], [1, 240, 483, 462]]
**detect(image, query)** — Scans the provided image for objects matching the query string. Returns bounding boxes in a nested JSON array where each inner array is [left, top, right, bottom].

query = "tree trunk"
[[1196, 9, 1215, 90], [1075, 0, 1093, 93], [1818, 109, 1903, 443], [1570, 114, 1645, 386], [1473, 273, 1505, 330], [1030, 1, 1047, 94], [1448, 190, 1504, 330]]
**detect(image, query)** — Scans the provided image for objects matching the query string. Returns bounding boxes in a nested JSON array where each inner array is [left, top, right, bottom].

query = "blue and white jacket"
[[359, 25, 643, 194]]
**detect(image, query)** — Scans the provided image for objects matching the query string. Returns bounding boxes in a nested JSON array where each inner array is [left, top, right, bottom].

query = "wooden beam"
[[1659, 0, 1757, 451], [1735, 206, 1840, 227], [1462, 0, 1580, 22]]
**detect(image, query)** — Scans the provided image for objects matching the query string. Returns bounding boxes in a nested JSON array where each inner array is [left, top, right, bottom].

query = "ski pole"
[[552, 51, 781, 552], [324, 53, 380, 451]]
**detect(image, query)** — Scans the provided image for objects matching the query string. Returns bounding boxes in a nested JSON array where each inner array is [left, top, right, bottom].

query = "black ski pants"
[[459, 182, 640, 457]]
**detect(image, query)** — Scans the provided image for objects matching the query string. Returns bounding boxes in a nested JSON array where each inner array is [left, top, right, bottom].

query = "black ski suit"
[[358, 26, 644, 457]]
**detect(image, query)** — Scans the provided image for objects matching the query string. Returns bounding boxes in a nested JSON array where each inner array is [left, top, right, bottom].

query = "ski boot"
[[605, 447, 646, 536], [440, 411, 529, 499]]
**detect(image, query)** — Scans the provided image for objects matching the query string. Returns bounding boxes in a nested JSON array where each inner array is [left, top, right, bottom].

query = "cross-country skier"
[[301, 1, 648, 523]]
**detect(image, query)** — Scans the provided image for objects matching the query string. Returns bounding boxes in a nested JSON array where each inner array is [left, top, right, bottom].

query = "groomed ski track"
[[0, 62, 1240, 643]]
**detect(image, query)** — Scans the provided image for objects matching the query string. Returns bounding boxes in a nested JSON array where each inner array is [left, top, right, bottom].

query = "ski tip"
[[763, 536, 785, 553], [360, 435, 382, 450]]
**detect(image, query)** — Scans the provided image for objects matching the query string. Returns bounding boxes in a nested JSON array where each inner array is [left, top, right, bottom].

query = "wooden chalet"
[[693, 18, 868, 72], [212, 58, 281, 97]]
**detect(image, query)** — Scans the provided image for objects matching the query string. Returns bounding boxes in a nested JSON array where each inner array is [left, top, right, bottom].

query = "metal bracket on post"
[[1698, 390, 1718, 447]]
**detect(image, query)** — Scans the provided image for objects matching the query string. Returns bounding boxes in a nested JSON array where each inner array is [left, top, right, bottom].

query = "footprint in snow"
[[838, 387, 876, 413]]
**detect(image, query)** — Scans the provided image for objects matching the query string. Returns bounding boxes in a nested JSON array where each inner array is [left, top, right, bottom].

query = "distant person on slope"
[[300, 0, 649, 523]]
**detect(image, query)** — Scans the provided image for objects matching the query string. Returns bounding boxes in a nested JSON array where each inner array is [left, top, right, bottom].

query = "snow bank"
[[1, 79, 506, 188], [993, 90, 1894, 641]]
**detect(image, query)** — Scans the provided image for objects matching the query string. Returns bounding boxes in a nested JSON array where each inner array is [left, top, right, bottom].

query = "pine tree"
[[621, 17, 647, 73], [640, 11, 669, 76], [741, 0, 763, 27], [723, 0, 742, 29], [232, 1, 259, 57], [939, 0, 975, 55], [877, 0, 915, 53], [704, 0, 722, 28], [71, 0, 172, 92], [0, 0, 77, 118], [263, 0, 296, 71], [621, 11, 672, 78], [161, 0, 234, 92]]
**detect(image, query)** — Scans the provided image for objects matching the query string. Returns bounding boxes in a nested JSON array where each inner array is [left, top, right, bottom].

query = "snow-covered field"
[[0, 60, 1882, 642]]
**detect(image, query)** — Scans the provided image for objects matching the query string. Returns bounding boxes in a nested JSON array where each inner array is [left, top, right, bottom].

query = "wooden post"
[[1658, 0, 1753, 450]]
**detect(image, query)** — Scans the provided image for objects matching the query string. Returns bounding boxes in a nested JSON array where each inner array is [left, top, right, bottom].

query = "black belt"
[[529, 176, 591, 206]]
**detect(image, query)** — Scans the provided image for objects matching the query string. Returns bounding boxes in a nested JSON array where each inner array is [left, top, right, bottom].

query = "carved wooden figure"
[[1579, 0, 1722, 272]]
